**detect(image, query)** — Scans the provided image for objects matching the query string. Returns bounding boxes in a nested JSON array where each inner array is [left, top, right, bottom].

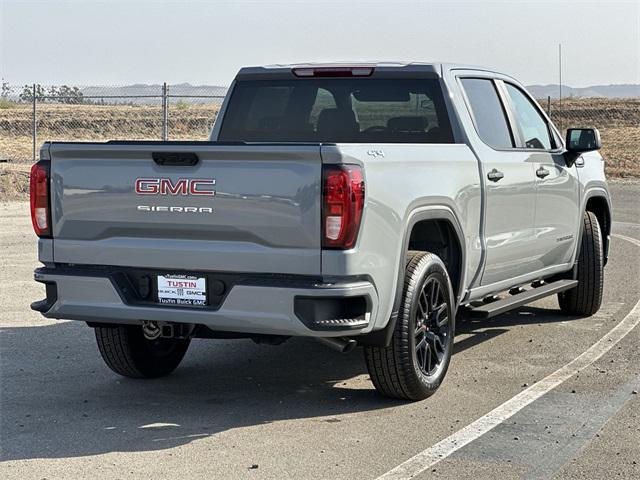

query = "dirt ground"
[[0, 163, 30, 201]]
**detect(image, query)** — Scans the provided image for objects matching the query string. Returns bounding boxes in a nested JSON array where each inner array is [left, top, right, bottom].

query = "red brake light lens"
[[293, 66, 374, 78], [30, 161, 51, 237], [322, 165, 365, 249]]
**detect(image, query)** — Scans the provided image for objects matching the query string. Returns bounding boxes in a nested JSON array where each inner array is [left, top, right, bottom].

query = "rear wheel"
[[558, 211, 604, 316], [95, 325, 190, 378], [364, 251, 455, 401]]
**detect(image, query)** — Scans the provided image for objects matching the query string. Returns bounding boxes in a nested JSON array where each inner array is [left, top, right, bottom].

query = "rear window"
[[218, 78, 454, 143], [460, 78, 514, 149]]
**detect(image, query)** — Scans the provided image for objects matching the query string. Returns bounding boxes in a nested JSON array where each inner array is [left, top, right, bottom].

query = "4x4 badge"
[[367, 149, 385, 158]]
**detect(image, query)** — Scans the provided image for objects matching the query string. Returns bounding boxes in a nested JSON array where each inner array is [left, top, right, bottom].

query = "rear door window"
[[460, 78, 514, 149], [219, 78, 455, 143]]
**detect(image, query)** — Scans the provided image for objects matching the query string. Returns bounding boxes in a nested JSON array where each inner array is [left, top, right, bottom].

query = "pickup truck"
[[30, 62, 611, 400]]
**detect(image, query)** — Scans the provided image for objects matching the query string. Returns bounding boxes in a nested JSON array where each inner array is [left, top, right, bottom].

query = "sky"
[[1, 0, 639, 87]]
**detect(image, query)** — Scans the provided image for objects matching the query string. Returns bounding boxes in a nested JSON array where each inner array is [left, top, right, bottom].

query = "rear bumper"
[[32, 267, 379, 337]]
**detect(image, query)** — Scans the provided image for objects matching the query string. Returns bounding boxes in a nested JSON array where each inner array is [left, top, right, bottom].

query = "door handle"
[[536, 167, 550, 179], [487, 168, 504, 182]]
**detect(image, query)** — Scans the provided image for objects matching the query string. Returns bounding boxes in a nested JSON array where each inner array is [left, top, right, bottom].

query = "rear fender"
[[358, 207, 465, 347]]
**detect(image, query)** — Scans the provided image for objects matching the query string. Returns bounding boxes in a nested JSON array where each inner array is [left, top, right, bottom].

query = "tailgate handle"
[[152, 152, 199, 166]]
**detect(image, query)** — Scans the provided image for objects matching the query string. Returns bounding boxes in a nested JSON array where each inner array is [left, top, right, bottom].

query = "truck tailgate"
[[48, 143, 322, 275]]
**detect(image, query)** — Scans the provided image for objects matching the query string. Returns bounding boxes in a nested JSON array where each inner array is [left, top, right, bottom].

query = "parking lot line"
[[612, 233, 640, 248], [376, 234, 640, 480]]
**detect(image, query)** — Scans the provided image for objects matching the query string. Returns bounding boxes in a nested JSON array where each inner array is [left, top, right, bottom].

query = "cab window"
[[460, 78, 514, 149], [504, 83, 553, 149]]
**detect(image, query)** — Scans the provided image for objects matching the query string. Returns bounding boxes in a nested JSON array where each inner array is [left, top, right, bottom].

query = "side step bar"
[[468, 279, 578, 319]]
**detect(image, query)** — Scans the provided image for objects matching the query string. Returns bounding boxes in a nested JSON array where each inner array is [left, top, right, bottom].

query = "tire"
[[364, 251, 455, 401], [558, 211, 604, 316], [95, 325, 190, 378]]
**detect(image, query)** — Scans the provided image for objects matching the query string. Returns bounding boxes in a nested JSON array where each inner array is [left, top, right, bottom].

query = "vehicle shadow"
[[0, 321, 401, 462], [454, 305, 585, 355], [1, 305, 581, 462]]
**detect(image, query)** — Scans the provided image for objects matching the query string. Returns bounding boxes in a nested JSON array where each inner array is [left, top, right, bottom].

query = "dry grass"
[[545, 97, 640, 178], [0, 102, 220, 145], [0, 103, 221, 201], [0, 98, 638, 201]]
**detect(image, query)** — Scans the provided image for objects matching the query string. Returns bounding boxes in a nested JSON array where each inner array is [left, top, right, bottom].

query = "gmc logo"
[[135, 178, 216, 196]]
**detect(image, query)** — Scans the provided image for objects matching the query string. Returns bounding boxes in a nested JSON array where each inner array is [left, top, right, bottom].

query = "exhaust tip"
[[316, 337, 357, 353]]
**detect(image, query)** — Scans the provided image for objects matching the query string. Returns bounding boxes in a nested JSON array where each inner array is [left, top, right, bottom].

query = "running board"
[[468, 280, 578, 319]]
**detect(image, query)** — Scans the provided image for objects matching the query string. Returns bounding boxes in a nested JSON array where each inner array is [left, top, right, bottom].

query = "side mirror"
[[566, 128, 601, 153], [564, 128, 601, 166]]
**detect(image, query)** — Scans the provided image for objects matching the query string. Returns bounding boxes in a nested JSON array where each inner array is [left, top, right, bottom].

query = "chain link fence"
[[0, 84, 226, 163], [545, 97, 640, 177], [1, 83, 638, 177]]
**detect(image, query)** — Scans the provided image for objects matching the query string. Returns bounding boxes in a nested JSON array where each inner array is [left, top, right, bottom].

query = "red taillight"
[[30, 161, 51, 237], [322, 165, 365, 249]]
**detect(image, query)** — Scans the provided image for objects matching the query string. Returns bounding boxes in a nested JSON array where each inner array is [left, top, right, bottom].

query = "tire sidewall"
[[401, 254, 455, 396], [558, 210, 604, 316], [95, 325, 190, 378]]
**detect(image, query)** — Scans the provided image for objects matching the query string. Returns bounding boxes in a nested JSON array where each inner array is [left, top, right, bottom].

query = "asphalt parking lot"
[[1, 182, 638, 480]]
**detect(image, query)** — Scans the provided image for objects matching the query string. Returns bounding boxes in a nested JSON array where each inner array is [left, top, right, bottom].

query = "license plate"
[[157, 274, 206, 306]]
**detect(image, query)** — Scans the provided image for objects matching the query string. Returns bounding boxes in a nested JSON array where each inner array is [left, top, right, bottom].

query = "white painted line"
[[613, 221, 640, 229], [376, 235, 640, 480], [612, 233, 640, 248], [378, 299, 640, 479]]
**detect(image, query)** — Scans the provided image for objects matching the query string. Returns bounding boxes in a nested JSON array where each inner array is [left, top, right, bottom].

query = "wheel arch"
[[583, 190, 612, 266], [358, 206, 466, 347]]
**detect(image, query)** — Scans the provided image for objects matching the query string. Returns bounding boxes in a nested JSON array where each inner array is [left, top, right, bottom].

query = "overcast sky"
[[1, 0, 639, 87]]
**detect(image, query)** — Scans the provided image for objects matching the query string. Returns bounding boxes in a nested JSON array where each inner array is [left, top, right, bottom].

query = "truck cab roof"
[[236, 61, 508, 80]]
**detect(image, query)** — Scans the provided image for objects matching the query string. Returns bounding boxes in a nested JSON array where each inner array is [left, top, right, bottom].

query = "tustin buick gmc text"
[[30, 62, 611, 400]]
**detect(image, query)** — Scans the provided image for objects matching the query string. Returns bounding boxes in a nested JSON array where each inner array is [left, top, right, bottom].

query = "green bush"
[[0, 98, 17, 109]]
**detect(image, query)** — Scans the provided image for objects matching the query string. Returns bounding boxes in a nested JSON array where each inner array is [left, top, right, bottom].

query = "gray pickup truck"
[[30, 62, 611, 400]]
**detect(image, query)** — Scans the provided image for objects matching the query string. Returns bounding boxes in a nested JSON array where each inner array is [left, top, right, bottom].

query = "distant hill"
[[85, 82, 637, 100], [78, 83, 228, 104], [5, 82, 638, 103], [526, 84, 640, 99], [83, 82, 637, 100], [3, 83, 229, 103]]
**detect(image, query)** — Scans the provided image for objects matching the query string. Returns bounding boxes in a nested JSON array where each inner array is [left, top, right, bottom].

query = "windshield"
[[218, 78, 454, 143]]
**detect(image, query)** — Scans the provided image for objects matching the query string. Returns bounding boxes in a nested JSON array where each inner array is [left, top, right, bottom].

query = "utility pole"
[[558, 43, 562, 131], [32, 84, 37, 162], [162, 82, 169, 141]]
